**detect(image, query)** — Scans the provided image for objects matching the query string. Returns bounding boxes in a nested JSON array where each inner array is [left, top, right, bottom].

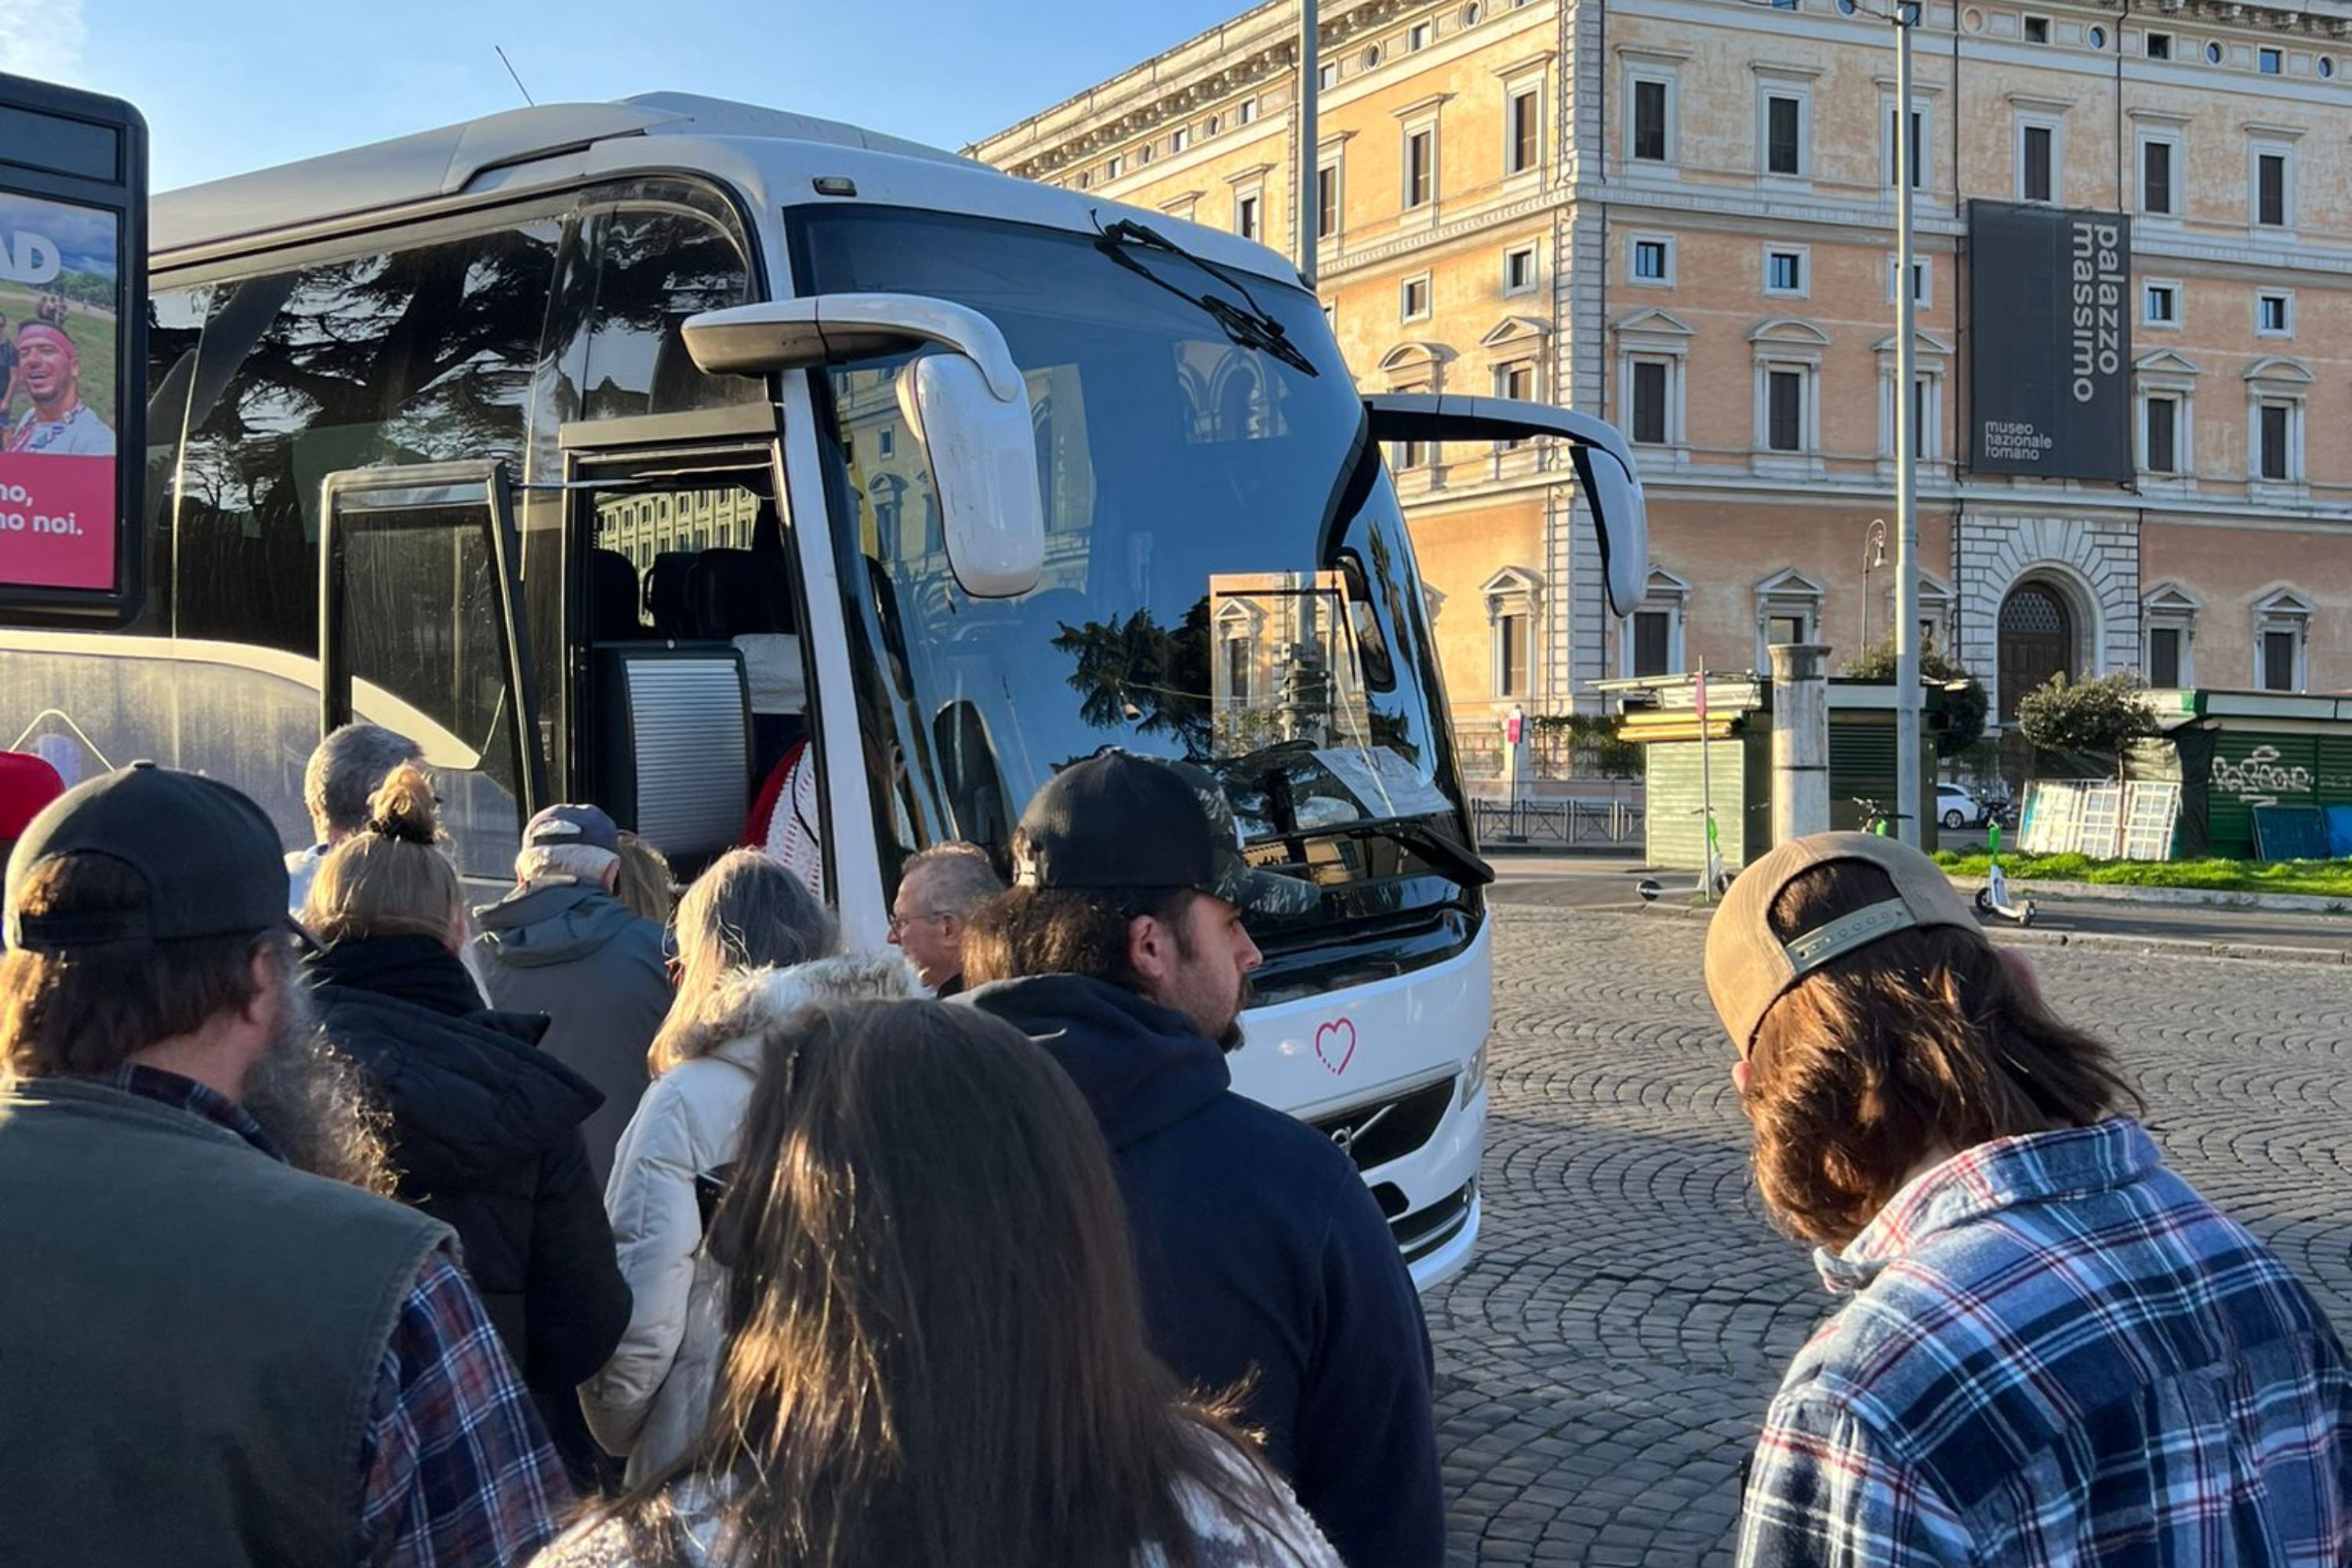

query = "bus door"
[[557, 412, 808, 877], [318, 460, 540, 882]]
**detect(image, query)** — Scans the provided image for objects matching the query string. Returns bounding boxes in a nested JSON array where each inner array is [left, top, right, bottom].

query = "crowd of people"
[[0, 726, 2345, 1566]]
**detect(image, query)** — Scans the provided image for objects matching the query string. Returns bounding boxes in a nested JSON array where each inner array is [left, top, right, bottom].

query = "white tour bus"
[[0, 96, 1647, 1287]]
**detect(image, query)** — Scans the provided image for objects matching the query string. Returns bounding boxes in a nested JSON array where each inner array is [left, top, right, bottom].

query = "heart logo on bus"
[[1314, 1018, 1357, 1076]]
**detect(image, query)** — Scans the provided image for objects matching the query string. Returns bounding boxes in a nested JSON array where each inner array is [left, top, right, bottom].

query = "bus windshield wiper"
[[1094, 219, 1320, 379]]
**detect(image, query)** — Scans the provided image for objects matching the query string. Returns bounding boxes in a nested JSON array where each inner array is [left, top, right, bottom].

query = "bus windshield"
[[791, 207, 1471, 939]]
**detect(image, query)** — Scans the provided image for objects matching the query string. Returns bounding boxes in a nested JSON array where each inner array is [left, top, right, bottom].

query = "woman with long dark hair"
[[539, 1000, 1339, 1568]]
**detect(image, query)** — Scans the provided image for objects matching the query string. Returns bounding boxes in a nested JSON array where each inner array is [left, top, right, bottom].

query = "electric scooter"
[[1638, 807, 1732, 904], [1973, 820, 2036, 926]]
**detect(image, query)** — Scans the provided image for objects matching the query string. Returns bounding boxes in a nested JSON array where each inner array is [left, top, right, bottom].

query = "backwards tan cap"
[[1703, 831, 1983, 1056]]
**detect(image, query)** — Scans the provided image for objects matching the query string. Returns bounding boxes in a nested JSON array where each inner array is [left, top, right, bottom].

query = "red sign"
[[0, 453, 115, 589]]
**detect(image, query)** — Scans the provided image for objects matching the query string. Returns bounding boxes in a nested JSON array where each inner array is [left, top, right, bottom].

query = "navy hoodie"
[[967, 974, 1445, 1568]]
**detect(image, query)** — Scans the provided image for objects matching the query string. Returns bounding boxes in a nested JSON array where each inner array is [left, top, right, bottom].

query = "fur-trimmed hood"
[[663, 951, 926, 1076]]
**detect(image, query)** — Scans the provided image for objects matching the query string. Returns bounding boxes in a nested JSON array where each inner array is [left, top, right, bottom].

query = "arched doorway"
[[1998, 580, 2075, 720]]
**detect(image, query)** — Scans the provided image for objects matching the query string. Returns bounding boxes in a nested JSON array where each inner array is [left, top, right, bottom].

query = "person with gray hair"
[[285, 722, 424, 916], [472, 804, 673, 1185], [887, 841, 1006, 996]]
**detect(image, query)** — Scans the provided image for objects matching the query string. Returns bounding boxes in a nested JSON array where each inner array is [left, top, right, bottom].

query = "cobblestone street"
[[1431, 907, 2352, 1565]]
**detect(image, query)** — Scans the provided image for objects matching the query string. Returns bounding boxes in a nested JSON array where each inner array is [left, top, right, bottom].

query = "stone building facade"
[[970, 0, 2352, 756]]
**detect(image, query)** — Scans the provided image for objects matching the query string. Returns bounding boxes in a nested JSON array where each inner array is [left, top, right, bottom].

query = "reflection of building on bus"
[[6, 322, 113, 456], [1210, 571, 1372, 755]]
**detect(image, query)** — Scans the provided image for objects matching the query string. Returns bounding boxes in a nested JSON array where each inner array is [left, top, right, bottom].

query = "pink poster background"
[[0, 453, 117, 589]]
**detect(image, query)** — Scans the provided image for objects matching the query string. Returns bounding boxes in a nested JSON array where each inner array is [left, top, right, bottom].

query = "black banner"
[[1967, 201, 2132, 482]]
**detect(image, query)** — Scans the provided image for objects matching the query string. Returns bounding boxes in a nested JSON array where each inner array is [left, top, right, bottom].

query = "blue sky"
[[1, 0, 1256, 191]]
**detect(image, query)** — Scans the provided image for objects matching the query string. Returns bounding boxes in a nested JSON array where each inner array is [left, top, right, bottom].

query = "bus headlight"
[[1458, 1038, 1489, 1109]]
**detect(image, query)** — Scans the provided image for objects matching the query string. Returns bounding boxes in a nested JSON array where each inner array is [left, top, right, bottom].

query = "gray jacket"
[[472, 880, 671, 1187]]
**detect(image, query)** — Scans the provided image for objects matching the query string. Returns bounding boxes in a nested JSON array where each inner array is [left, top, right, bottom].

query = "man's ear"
[[1127, 913, 1175, 988], [238, 948, 281, 1029]]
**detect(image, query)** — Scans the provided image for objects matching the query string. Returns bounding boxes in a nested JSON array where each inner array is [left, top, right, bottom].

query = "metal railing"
[[1472, 796, 1646, 849]]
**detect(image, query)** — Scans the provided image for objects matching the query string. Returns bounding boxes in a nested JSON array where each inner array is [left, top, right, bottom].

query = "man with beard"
[[960, 751, 1446, 1568], [0, 762, 572, 1567], [6, 320, 114, 456]]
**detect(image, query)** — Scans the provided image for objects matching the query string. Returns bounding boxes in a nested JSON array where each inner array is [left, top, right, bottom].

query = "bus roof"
[[151, 94, 975, 258]]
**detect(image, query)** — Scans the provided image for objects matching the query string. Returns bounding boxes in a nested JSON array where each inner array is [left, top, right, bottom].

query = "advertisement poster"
[[0, 191, 120, 591], [1967, 201, 2133, 484]]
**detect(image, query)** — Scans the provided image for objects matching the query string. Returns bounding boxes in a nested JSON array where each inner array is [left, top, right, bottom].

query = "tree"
[[2013, 670, 2159, 778], [1843, 637, 1989, 757]]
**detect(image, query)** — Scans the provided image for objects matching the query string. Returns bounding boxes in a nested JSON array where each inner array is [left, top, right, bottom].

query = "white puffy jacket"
[[579, 952, 922, 1482]]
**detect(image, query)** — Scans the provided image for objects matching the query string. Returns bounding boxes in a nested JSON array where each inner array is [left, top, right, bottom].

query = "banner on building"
[[1966, 201, 2132, 483]]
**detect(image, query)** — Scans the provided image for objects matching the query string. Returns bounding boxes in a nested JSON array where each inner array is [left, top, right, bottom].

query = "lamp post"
[[1891, 0, 1924, 848], [1298, 0, 1319, 285], [1861, 517, 1888, 652]]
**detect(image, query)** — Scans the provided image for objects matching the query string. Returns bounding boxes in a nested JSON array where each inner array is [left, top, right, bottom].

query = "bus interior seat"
[[691, 546, 804, 780], [588, 548, 645, 641], [645, 553, 698, 639]]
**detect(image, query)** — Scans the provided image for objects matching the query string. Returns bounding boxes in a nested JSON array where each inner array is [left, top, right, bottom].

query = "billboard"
[[1967, 201, 2132, 483], [0, 75, 146, 623]]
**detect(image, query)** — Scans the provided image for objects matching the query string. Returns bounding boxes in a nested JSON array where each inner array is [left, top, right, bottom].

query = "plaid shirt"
[[1740, 1118, 2352, 1566], [106, 1066, 574, 1566]]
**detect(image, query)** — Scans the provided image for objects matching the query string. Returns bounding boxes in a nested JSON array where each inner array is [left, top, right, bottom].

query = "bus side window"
[[579, 198, 762, 422]]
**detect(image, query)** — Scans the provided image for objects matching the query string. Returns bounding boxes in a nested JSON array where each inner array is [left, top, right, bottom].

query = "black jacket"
[[966, 975, 1445, 1568], [304, 936, 631, 1468]]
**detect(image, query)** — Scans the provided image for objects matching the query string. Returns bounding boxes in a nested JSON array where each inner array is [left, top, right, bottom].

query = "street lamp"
[[1891, 0, 1924, 849], [1861, 517, 1888, 652]]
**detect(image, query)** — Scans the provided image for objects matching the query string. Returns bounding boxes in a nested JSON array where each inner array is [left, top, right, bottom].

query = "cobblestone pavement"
[[1430, 907, 2352, 1566]]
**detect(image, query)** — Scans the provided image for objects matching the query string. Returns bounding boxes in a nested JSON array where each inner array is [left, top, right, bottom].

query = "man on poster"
[[6, 321, 113, 457]]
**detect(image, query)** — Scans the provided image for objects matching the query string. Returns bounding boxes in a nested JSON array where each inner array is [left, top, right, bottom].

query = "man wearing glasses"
[[887, 842, 1004, 997]]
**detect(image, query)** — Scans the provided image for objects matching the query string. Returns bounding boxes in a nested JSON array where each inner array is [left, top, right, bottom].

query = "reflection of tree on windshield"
[[1049, 602, 1214, 757]]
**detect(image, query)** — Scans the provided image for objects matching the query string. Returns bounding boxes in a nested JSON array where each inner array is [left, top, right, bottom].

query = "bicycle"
[[1850, 797, 1904, 837]]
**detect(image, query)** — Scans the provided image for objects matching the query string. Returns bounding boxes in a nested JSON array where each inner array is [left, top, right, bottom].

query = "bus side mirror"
[[683, 293, 1045, 598]]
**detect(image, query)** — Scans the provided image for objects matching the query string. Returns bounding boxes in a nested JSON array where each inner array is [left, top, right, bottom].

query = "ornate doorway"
[[1998, 581, 2074, 721]]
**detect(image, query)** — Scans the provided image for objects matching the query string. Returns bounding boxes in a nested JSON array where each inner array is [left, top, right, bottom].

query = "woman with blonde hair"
[[303, 764, 630, 1487], [586, 849, 874, 1480], [540, 1001, 1340, 1568], [611, 832, 676, 926]]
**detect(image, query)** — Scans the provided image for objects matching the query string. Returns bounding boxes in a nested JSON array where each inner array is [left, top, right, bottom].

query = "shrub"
[[2013, 671, 2158, 776], [1843, 637, 1989, 757]]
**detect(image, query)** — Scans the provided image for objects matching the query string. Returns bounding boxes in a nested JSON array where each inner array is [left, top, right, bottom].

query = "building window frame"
[[1755, 75, 1816, 182], [1402, 121, 1439, 209], [2252, 586, 2312, 692], [1627, 231, 1675, 287], [2249, 133, 2299, 231], [1875, 332, 1948, 466], [2133, 350, 2200, 488], [1399, 271, 1433, 323], [1615, 307, 1693, 465], [1503, 241, 1539, 296], [1885, 252, 1933, 309], [1504, 73, 1545, 177], [1750, 318, 1829, 475], [1232, 184, 1265, 242], [1762, 242, 1810, 299], [1625, 56, 1683, 169], [2141, 582, 2199, 688], [2245, 355, 2311, 497], [2014, 107, 2065, 203], [1621, 568, 1690, 678], [1753, 568, 1828, 670], [2135, 123, 2183, 218], [2256, 289, 2295, 338], [1881, 93, 1931, 191], [2142, 278, 2183, 329], [1483, 567, 1544, 700]]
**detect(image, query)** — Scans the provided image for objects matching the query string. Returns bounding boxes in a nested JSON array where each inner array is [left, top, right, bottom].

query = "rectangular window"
[[1504, 244, 1537, 293], [1497, 612, 1527, 695], [1632, 78, 1669, 162], [2146, 31, 2172, 58], [1405, 128, 1435, 208], [2024, 15, 2051, 42], [1392, 440, 1425, 471], [1887, 105, 1925, 188], [2259, 292, 2292, 335], [2256, 152, 2288, 227], [1768, 614, 1806, 645], [1632, 360, 1669, 445], [2141, 139, 2172, 215], [1632, 238, 1670, 282], [1886, 256, 1931, 307], [1106, 154, 1124, 180], [1319, 63, 1337, 89], [1409, 20, 1432, 49], [1766, 94, 1802, 176], [2021, 124, 2054, 201], [2263, 630, 2297, 691], [1766, 249, 1804, 294], [1237, 98, 1258, 124], [1496, 363, 1535, 445], [2259, 402, 2291, 480], [1172, 126, 1191, 154], [1400, 274, 1431, 320], [1316, 165, 1339, 238], [1911, 377, 1930, 456], [1226, 639, 1251, 702], [2144, 395, 2178, 473], [2259, 46, 2282, 73], [2144, 283, 2178, 325], [1767, 369, 1804, 452], [1633, 610, 1672, 676], [2148, 626, 2182, 687], [1508, 89, 1541, 174], [1236, 192, 1261, 241]]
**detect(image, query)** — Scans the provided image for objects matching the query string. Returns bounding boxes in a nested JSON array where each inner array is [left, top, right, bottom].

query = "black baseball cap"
[[4, 762, 304, 952], [1011, 751, 1319, 916]]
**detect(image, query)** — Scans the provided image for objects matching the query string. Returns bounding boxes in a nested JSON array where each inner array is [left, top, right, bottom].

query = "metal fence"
[[1472, 796, 1647, 849]]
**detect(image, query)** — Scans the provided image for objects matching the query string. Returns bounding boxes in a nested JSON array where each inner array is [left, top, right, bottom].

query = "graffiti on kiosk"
[[2212, 744, 2314, 807]]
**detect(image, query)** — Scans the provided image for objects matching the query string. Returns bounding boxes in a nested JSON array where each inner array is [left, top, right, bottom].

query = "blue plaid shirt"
[[105, 1065, 573, 1566], [1740, 1119, 2352, 1566]]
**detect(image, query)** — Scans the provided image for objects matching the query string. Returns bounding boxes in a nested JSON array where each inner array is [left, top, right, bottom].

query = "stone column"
[[1769, 643, 1831, 845]]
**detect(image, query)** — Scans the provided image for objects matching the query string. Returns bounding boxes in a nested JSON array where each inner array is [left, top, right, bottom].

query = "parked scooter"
[[1973, 820, 2036, 925], [1636, 806, 1731, 904]]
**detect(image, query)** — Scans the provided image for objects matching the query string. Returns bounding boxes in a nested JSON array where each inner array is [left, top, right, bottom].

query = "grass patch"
[[1930, 851, 2352, 899]]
